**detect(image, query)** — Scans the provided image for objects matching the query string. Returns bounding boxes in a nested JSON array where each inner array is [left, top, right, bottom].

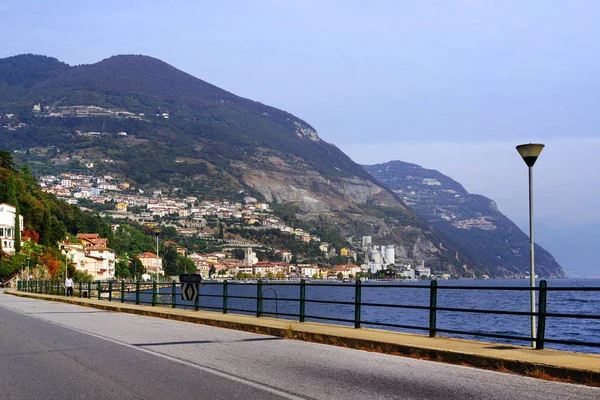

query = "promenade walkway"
[[6, 288, 600, 386]]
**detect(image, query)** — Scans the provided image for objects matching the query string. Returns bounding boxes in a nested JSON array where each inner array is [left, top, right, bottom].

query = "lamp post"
[[153, 227, 162, 281], [516, 143, 545, 348]]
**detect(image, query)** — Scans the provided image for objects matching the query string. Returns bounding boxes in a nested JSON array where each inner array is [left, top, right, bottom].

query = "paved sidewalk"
[[6, 289, 600, 386]]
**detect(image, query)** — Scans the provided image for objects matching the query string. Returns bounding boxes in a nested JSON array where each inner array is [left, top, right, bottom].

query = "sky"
[[1, 0, 599, 227]]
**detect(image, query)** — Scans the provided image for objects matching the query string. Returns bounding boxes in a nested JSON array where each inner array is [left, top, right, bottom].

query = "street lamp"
[[153, 227, 162, 281], [516, 143, 545, 348]]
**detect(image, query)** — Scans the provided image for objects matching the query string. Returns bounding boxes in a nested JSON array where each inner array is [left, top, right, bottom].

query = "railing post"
[[97, 281, 101, 300], [300, 279, 306, 322], [152, 281, 157, 306], [354, 279, 362, 329], [79, 282, 82, 298], [257, 280, 263, 318], [194, 285, 200, 311], [429, 280, 438, 338], [108, 281, 113, 302], [172, 280, 176, 308], [87, 282, 91, 298], [536, 280, 548, 350], [223, 280, 228, 314], [121, 281, 125, 303], [135, 280, 140, 305]]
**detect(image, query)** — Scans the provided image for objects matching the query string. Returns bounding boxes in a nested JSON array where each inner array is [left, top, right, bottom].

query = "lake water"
[[140, 278, 600, 354]]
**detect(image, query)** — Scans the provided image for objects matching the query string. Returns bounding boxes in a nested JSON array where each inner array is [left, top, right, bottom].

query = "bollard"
[[257, 280, 263, 318], [108, 281, 113, 302], [223, 280, 228, 314], [79, 282, 82, 298], [536, 280, 548, 350], [87, 282, 91, 299], [429, 280, 438, 338], [300, 279, 306, 322], [354, 279, 362, 329], [136, 280, 140, 305], [97, 281, 101, 300], [172, 281, 176, 308], [152, 281, 157, 306], [121, 281, 125, 303]]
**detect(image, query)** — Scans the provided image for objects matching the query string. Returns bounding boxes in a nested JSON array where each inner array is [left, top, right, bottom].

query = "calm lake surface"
[[139, 278, 600, 354]]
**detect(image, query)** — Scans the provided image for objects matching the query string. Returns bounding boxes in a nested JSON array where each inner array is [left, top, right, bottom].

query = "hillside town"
[[2, 196, 439, 283], [38, 171, 325, 243]]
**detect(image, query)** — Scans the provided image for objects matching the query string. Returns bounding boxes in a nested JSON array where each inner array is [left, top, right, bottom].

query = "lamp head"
[[516, 143, 545, 167], [153, 227, 162, 236]]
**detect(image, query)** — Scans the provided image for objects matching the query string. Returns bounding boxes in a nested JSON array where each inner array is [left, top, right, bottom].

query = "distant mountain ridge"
[[364, 161, 565, 278], [0, 53, 562, 277]]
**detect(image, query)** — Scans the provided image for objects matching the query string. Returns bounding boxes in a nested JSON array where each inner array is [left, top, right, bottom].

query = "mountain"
[[0, 53, 547, 277], [364, 161, 565, 278]]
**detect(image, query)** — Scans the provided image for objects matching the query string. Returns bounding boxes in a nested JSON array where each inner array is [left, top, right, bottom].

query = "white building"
[[61, 241, 116, 280], [137, 252, 163, 275], [243, 248, 258, 265], [0, 203, 23, 255]]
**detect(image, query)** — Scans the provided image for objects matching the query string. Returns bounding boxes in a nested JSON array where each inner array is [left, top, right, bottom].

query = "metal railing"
[[16, 279, 600, 351]]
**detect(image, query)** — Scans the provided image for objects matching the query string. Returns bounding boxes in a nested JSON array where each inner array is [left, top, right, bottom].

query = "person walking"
[[65, 275, 74, 297]]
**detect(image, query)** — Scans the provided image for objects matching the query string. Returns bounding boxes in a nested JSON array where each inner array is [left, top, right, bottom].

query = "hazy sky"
[[2, 0, 599, 226]]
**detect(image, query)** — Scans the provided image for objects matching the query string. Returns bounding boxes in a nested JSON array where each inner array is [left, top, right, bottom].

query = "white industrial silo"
[[370, 246, 381, 264], [362, 236, 372, 248], [385, 245, 395, 265]]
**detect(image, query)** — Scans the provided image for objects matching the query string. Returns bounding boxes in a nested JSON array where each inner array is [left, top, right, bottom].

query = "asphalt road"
[[1, 293, 599, 400]]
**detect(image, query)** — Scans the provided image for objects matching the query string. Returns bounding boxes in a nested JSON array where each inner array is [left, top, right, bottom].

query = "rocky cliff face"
[[364, 161, 566, 278]]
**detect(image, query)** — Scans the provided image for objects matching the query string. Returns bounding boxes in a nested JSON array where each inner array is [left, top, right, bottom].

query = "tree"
[[39, 205, 52, 246], [162, 245, 179, 276], [130, 257, 146, 280], [42, 253, 61, 279], [6, 174, 21, 252], [73, 270, 93, 283], [337, 272, 343, 280], [20, 164, 36, 186], [0, 253, 25, 277], [115, 258, 130, 279], [13, 204, 21, 252], [0, 149, 13, 170], [177, 257, 196, 275], [209, 265, 216, 277]]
